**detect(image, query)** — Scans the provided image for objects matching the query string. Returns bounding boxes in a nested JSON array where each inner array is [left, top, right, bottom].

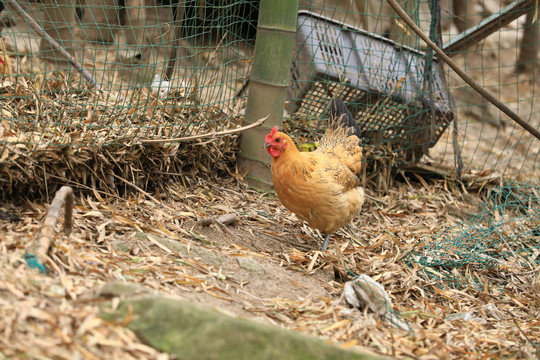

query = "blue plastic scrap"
[[24, 253, 47, 275]]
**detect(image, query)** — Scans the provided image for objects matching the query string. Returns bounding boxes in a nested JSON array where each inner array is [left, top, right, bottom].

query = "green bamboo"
[[238, 0, 299, 189]]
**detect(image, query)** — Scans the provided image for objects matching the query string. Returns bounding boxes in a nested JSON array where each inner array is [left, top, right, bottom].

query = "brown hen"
[[264, 99, 365, 250]]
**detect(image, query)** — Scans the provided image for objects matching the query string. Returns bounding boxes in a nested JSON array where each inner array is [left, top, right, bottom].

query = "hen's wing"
[[316, 99, 363, 176]]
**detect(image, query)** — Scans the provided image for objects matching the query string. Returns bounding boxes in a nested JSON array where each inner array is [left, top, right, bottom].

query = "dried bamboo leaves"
[[1, 73, 242, 199]]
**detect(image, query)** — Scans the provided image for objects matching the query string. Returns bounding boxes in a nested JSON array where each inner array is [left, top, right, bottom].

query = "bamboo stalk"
[[238, 0, 299, 188], [26, 186, 74, 274]]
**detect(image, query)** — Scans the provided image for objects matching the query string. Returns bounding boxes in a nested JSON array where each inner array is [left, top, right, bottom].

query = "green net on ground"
[[407, 180, 540, 290]]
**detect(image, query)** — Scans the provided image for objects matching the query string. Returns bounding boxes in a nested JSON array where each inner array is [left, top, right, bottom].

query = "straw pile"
[[0, 72, 241, 200], [0, 175, 538, 359]]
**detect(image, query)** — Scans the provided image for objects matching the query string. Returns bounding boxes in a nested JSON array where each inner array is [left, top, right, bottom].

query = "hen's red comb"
[[265, 126, 278, 142]]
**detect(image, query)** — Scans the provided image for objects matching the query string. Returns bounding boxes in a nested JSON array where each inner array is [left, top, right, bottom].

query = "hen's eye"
[[275, 137, 281, 143]]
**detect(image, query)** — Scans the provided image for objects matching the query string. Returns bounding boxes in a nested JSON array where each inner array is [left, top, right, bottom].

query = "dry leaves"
[[0, 176, 538, 359], [0, 73, 242, 199]]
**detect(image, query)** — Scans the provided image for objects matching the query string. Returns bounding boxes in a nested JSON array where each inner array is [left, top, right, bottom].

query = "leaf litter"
[[1, 173, 539, 359]]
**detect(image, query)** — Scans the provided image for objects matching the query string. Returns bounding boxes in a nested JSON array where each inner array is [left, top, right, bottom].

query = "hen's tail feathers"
[[329, 99, 362, 145], [317, 98, 364, 175]]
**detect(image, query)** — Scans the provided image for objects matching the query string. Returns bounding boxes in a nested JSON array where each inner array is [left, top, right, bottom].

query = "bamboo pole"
[[25, 186, 74, 275], [238, 0, 299, 188]]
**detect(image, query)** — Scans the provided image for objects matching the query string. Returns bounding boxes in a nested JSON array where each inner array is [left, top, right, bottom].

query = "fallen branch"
[[142, 115, 269, 144], [26, 186, 74, 274]]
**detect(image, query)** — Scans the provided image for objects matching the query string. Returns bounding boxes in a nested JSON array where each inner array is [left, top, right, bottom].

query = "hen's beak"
[[263, 142, 271, 149]]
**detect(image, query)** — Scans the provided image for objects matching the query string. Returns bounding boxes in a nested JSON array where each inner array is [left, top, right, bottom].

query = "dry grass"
[[0, 47, 538, 360], [0, 0, 538, 356]]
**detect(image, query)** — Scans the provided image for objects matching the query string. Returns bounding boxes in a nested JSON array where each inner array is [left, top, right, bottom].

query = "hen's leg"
[[322, 234, 331, 251]]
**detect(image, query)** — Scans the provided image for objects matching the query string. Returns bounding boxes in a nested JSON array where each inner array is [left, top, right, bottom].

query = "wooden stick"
[[385, 0, 540, 141], [110, 172, 161, 204], [199, 213, 238, 239], [142, 115, 269, 144], [26, 186, 74, 274]]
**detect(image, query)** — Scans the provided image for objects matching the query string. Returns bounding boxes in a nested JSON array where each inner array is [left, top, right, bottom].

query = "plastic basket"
[[287, 10, 454, 162]]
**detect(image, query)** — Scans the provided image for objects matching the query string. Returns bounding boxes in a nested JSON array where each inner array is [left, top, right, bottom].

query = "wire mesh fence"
[[283, 0, 540, 185], [0, 0, 539, 197], [0, 0, 258, 135], [0, 0, 259, 197], [279, 0, 540, 292]]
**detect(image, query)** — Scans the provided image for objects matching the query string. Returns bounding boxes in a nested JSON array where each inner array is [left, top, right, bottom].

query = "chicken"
[[264, 99, 365, 250]]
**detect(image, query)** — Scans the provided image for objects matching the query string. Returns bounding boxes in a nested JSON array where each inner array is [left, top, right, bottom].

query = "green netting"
[[0, 0, 539, 197], [407, 180, 540, 290], [0, 0, 259, 197], [0, 0, 258, 143]]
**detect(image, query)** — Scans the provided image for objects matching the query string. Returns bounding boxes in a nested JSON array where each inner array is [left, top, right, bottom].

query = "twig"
[[110, 172, 161, 204], [504, 263, 540, 276], [364, 193, 389, 205], [504, 309, 539, 354], [199, 213, 238, 239], [3, 0, 103, 91], [109, 173, 190, 218], [200, 213, 238, 227], [236, 288, 271, 302], [45, 172, 124, 200], [142, 115, 269, 144], [202, 32, 229, 87], [385, 0, 540, 141], [26, 186, 74, 274]]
